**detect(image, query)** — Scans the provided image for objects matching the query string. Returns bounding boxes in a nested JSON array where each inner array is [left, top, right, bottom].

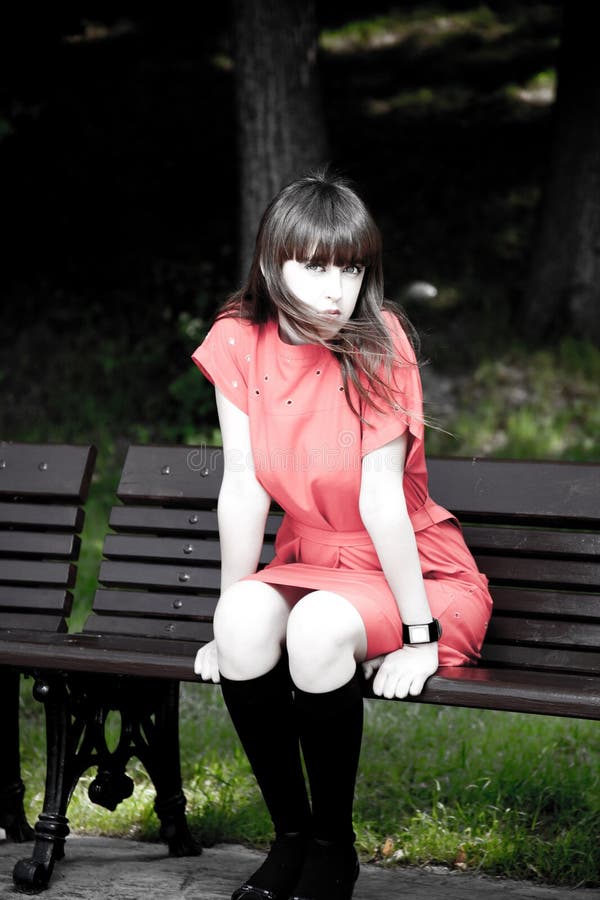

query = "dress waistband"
[[290, 519, 370, 546], [287, 497, 452, 545]]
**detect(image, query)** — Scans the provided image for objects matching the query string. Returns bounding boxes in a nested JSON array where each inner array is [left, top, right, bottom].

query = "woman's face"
[[280, 258, 365, 342]]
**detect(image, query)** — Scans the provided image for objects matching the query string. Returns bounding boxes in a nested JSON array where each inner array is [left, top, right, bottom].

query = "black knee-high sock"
[[220, 656, 312, 837], [294, 670, 364, 844]]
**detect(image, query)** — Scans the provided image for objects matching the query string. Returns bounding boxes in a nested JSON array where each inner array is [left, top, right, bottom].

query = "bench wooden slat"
[[103, 533, 224, 563], [102, 533, 274, 566], [0, 502, 83, 531], [0, 633, 203, 674], [110, 506, 219, 535], [65, 631, 203, 658], [475, 553, 600, 588], [0, 559, 76, 587], [91, 588, 217, 620], [117, 445, 224, 506], [109, 505, 283, 538], [0, 632, 210, 678], [480, 642, 600, 675], [99, 560, 221, 592], [490, 586, 600, 619], [82, 613, 213, 642], [405, 666, 600, 720], [0, 586, 72, 614], [427, 457, 600, 525], [1, 612, 69, 633], [0, 531, 78, 558], [0, 442, 96, 503], [486, 615, 600, 650], [462, 525, 600, 558]]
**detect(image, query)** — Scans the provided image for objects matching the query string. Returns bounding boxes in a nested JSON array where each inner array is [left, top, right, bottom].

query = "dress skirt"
[[245, 515, 492, 665]]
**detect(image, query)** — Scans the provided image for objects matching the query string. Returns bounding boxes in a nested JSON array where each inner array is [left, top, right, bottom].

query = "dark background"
[[1, 2, 575, 452]]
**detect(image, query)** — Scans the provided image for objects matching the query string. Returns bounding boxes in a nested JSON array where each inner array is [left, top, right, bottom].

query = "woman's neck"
[[277, 314, 309, 345]]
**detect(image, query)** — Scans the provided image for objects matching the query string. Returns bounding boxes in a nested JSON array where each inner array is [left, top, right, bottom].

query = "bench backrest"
[[89, 445, 600, 676], [0, 442, 96, 635]]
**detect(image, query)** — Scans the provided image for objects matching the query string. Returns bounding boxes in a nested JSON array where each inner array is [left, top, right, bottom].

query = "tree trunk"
[[523, 0, 600, 344], [233, 0, 329, 280]]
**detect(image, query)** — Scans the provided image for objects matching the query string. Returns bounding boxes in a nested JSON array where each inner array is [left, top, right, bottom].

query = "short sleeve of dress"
[[360, 311, 425, 458], [191, 316, 251, 414]]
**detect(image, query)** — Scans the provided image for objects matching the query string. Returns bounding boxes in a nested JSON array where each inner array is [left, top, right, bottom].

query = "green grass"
[[425, 338, 600, 461], [68, 451, 122, 631], [17, 682, 600, 886]]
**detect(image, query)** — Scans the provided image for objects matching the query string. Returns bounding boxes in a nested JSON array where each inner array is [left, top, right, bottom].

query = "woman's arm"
[[359, 433, 439, 698], [194, 387, 271, 681], [215, 387, 271, 592]]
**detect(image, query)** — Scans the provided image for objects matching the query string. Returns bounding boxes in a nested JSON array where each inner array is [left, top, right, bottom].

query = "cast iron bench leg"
[[145, 681, 199, 857], [0, 670, 34, 842], [89, 678, 199, 857], [11, 673, 200, 893], [79, 676, 199, 858], [13, 675, 72, 893]]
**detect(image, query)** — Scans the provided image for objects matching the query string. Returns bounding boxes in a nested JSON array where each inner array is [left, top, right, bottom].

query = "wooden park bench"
[[7, 444, 600, 893], [0, 442, 96, 848]]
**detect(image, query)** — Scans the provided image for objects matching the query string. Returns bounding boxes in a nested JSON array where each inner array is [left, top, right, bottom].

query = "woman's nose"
[[324, 268, 342, 300]]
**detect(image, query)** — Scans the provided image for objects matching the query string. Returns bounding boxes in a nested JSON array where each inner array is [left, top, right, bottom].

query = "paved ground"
[[1, 836, 599, 900]]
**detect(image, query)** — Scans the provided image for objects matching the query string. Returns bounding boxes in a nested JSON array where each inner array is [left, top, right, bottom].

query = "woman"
[[191, 170, 492, 900]]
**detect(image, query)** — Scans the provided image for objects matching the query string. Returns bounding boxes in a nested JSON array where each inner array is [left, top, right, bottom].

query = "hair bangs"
[[278, 193, 381, 269]]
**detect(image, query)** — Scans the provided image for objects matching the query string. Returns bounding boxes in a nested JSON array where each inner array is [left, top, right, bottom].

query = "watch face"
[[408, 624, 431, 643]]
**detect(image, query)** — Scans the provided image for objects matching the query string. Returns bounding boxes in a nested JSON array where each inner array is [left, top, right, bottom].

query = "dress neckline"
[[266, 318, 326, 363]]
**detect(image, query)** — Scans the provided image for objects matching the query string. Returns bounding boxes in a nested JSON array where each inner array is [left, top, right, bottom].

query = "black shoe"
[[232, 833, 308, 900], [232, 886, 285, 900], [290, 838, 360, 900]]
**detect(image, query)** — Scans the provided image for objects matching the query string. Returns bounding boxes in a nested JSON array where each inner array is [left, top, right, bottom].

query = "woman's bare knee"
[[287, 591, 367, 693], [214, 581, 290, 680]]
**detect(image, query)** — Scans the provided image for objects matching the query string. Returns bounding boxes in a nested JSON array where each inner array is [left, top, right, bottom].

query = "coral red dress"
[[192, 311, 492, 664]]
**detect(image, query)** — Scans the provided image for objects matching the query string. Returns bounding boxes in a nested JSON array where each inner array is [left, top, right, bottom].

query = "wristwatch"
[[402, 619, 442, 645]]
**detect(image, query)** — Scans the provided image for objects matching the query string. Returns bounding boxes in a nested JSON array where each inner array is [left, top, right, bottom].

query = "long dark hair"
[[217, 170, 420, 421]]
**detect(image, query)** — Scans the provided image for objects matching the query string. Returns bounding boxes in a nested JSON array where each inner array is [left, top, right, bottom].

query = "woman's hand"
[[194, 639, 220, 683], [362, 643, 439, 698]]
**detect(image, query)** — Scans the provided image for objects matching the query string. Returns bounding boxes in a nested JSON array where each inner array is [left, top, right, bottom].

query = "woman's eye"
[[344, 265, 363, 276], [305, 263, 325, 272]]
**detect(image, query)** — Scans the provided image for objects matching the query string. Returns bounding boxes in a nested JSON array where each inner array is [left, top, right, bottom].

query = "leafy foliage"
[[425, 338, 600, 460]]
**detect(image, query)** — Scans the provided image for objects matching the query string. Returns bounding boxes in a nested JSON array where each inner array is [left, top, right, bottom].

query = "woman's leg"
[[286, 591, 367, 900], [214, 581, 311, 898], [214, 580, 294, 682]]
